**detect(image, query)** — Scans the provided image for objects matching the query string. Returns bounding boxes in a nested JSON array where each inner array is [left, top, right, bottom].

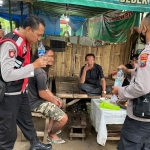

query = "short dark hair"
[[130, 54, 139, 60], [22, 16, 45, 30], [85, 53, 95, 60], [31, 45, 53, 63], [144, 13, 150, 26]]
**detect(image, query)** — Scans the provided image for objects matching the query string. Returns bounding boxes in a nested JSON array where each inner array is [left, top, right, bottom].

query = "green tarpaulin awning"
[[33, 1, 111, 18], [37, 0, 150, 12]]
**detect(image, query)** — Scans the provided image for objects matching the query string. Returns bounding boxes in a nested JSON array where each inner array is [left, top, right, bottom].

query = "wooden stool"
[[69, 114, 86, 141], [21, 112, 49, 143], [70, 125, 86, 141]]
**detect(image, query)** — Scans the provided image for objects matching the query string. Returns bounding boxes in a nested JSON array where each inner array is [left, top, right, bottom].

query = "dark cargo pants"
[[117, 115, 150, 150], [0, 91, 37, 150]]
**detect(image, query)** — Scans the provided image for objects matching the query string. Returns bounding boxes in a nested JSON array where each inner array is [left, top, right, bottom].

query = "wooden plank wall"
[[31, 40, 129, 78]]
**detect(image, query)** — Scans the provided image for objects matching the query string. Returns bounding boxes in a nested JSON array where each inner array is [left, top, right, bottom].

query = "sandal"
[[47, 137, 65, 144], [56, 130, 62, 135]]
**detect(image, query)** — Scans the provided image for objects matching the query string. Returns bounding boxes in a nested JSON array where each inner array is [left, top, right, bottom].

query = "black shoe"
[[30, 142, 52, 150], [30, 137, 52, 150]]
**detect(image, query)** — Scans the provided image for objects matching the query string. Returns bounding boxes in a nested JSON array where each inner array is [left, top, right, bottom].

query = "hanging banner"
[[89, 11, 136, 43], [38, 0, 150, 12]]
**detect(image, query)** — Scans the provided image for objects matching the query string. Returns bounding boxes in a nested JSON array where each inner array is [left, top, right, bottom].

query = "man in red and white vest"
[[0, 16, 52, 150]]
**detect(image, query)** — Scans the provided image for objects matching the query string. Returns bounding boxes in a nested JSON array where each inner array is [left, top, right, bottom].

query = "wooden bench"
[[21, 112, 49, 143], [55, 76, 114, 111]]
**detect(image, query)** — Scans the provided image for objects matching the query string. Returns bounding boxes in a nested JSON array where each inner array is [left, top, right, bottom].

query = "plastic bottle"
[[114, 68, 124, 86], [38, 42, 45, 57], [110, 68, 124, 104]]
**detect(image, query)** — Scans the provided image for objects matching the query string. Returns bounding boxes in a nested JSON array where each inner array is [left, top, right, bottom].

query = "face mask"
[[139, 27, 147, 44], [140, 32, 146, 44]]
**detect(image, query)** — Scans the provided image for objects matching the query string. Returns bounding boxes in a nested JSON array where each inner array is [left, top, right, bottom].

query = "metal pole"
[[8, 0, 12, 31], [27, 2, 31, 16], [20, 1, 23, 27]]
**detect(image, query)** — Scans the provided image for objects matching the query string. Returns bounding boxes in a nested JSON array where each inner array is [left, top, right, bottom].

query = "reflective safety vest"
[[0, 30, 30, 92]]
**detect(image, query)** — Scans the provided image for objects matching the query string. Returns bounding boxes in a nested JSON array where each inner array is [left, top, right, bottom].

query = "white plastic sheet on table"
[[90, 99, 126, 146]]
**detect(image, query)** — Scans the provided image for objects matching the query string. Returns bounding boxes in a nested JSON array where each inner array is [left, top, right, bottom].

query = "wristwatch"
[[102, 91, 106, 94]]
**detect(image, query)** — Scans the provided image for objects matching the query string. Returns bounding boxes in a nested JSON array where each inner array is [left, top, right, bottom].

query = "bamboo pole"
[[20, 1, 24, 27]]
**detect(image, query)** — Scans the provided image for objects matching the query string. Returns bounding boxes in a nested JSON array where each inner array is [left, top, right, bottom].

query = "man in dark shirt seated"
[[122, 54, 139, 86], [28, 46, 68, 144], [79, 53, 108, 97]]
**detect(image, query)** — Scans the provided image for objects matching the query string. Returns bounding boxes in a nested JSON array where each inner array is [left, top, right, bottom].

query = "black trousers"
[[0, 91, 37, 150], [78, 83, 111, 96], [117, 115, 150, 150]]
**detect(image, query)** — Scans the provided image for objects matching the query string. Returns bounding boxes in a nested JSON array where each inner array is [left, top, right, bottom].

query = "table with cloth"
[[90, 99, 126, 146]]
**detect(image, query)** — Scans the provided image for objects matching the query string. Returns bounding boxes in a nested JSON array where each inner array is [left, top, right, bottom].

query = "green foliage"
[[0, 17, 15, 33]]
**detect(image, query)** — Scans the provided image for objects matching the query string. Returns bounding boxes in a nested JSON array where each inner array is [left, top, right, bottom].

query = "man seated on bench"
[[79, 53, 110, 97], [28, 46, 68, 144]]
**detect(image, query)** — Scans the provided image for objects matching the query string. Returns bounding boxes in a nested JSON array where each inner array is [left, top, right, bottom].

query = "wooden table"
[[91, 99, 126, 146]]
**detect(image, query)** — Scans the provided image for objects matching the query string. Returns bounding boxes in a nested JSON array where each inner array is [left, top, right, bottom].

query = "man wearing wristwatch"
[[79, 53, 108, 97]]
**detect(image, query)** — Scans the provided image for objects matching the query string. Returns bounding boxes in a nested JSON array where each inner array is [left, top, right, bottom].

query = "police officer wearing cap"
[[0, 16, 52, 150], [113, 12, 150, 150]]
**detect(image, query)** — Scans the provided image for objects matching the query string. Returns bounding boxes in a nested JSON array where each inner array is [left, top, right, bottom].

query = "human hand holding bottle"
[[110, 68, 124, 104], [112, 86, 119, 96], [32, 57, 47, 68]]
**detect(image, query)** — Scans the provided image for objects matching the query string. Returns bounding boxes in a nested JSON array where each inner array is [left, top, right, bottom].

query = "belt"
[[5, 89, 26, 95]]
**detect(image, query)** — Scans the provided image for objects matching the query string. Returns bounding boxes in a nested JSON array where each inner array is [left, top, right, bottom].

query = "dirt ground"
[[14, 117, 118, 150]]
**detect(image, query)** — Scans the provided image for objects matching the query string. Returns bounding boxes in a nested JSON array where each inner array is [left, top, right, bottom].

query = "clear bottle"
[[110, 68, 124, 104], [114, 68, 124, 87], [38, 42, 45, 57]]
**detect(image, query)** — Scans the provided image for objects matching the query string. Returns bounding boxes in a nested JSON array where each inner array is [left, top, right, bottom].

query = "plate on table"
[[116, 100, 127, 109]]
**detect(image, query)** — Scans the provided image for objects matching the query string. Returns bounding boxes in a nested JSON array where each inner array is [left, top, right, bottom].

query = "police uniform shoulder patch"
[[140, 53, 149, 68], [9, 49, 16, 58]]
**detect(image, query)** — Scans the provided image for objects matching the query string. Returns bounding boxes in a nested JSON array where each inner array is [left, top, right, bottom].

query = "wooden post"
[[62, 98, 66, 112], [70, 128, 73, 140], [108, 44, 115, 77], [62, 52, 65, 76], [125, 30, 132, 63], [66, 99, 81, 107]]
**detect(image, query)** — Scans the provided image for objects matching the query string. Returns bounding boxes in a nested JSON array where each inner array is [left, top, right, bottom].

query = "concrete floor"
[[14, 119, 118, 150]]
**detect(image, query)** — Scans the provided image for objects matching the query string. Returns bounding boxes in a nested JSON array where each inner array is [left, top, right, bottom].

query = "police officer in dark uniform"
[[113, 12, 150, 150], [0, 16, 52, 150]]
